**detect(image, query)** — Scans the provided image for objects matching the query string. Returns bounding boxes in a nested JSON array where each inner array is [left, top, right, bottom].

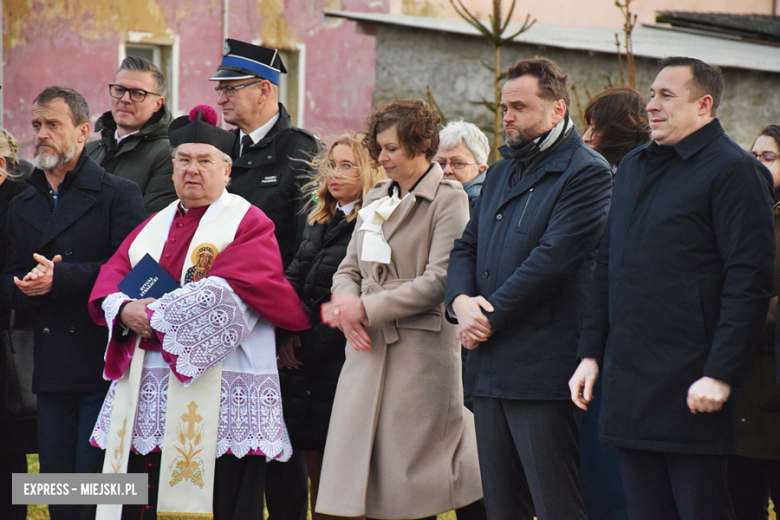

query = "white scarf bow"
[[357, 188, 403, 264]]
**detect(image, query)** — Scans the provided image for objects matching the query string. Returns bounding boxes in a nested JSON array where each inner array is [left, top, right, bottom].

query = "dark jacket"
[[733, 200, 780, 460], [462, 171, 485, 212], [0, 170, 38, 455], [0, 152, 146, 393], [85, 105, 177, 215], [446, 129, 612, 400], [280, 211, 355, 451], [226, 103, 318, 268], [577, 119, 775, 455]]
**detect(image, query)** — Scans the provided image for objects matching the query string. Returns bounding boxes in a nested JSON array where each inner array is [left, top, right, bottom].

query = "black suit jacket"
[[0, 152, 145, 393], [226, 103, 318, 269], [446, 129, 612, 400]]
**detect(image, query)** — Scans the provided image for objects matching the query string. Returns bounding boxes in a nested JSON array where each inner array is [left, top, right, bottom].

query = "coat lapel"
[[37, 160, 103, 248], [39, 188, 98, 248], [16, 189, 51, 235], [383, 163, 442, 242]]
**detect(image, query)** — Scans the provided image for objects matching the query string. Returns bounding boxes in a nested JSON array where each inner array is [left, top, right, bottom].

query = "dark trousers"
[[578, 378, 628, 520], [473, 397, 587, 520], [37, 390, 106, 520], [0, 453, 28, 520], [265, 450, 309, 520], [727, 456, 780, 520], [618, 448, 735, 520], [122, 451, 268, 520]]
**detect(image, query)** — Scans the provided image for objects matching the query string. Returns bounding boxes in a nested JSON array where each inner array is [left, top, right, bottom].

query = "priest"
[[87, 105, 310, 520]]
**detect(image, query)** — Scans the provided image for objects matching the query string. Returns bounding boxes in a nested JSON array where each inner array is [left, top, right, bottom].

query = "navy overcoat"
[[446, 129, 612, 399], [0, 153, 145, 393], [577, 119, 775, 454]]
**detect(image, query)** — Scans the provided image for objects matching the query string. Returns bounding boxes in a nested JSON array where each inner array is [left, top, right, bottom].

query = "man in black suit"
[[0, 86, 145, 520], [209, 38, 317, 519], [570, 57, 775, 520], [446, 58, 612, 520]]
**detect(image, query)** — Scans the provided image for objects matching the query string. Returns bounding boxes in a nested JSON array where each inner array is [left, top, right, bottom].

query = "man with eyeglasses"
[[88, 106, 308, 520], [209, 37, 317, 520], [86, 56, 177, 214], [211, 38, 317, 270]]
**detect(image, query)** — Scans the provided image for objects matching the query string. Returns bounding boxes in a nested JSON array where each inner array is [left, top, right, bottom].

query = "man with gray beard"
[[0, 86, 145, 520]]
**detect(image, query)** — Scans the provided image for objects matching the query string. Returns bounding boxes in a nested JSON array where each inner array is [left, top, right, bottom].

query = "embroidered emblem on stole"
[[184, 244, 219, 284]]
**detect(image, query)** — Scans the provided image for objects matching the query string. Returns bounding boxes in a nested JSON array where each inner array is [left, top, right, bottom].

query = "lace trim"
[[91, 368, 291, 460], [149, 278, 250, 381], [102, 292, 131, 343]]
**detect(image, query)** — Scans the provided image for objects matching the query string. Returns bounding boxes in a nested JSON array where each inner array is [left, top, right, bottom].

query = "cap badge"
[[223, 40, 231, 57]]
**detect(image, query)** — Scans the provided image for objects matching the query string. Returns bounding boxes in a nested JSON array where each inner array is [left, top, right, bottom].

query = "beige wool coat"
[[315, 164, 483, 519]]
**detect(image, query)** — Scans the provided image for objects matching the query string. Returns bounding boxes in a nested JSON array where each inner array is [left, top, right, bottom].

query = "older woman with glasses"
[[727, 125, 780, 520], [316, 99, 483, 520], [434, 120, 489, 211], [278, 133, 384, 520]]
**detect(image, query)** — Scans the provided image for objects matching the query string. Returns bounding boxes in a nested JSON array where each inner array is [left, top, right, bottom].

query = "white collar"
[[337, 199, 359, 215], [115, 129, 139, 144], [239, 113, 280, 154]]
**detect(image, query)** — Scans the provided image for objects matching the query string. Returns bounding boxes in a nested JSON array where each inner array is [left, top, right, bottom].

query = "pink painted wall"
[[3, 0, 386, 160]]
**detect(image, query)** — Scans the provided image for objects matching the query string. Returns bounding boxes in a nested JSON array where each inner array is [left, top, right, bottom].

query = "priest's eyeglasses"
[[174, 156, 227, 171], [215, 80, 262, 98], [753, 151, 778, 164], [108, 84, 162, 102], [435, 159, 475, 170]]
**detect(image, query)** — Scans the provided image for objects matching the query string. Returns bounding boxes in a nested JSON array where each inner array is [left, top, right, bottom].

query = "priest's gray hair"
[[438, 120, 489, 167], [171, 146, 232, 164]]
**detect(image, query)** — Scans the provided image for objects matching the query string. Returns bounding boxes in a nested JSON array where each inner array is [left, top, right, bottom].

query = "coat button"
[[482, 271, 489, 279], [267, 155, 273, 160], [68, 325, 76, 333], [42, 327, 50, 335], [63, 248, 73, 255], [306, 390, 311, 396], [247, 161, 253, 165], [495, 214, 503, 221]]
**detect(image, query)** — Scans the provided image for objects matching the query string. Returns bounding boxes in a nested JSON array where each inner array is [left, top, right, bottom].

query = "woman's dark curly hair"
[[584, 87, 651, 167], [364, 99, 441, 162]]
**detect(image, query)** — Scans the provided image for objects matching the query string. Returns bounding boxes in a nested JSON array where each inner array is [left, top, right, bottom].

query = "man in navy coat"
[[0, 86, 145, 520], [570, 57, 775, 520], [446, 58, 612, 520]]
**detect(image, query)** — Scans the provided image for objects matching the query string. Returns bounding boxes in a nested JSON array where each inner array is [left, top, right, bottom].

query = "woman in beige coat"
[[317, 99, 483, 520]]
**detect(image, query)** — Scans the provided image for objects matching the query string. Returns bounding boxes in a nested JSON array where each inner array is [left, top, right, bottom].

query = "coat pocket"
[[396, 312, 442, 332]]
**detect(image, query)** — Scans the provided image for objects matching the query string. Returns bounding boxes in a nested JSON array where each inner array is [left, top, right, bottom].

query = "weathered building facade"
[[328, 11, 780, 150], [2, 0, 384, 158]]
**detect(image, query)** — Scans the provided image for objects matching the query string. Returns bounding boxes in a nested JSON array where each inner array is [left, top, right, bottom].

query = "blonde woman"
[[278, 133, 384, 520]]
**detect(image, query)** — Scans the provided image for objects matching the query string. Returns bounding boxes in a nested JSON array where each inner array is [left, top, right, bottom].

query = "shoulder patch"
[[291, 126, 318, 141]]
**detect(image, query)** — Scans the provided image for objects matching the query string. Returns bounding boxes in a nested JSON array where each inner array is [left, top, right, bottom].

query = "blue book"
[[117, 254, 181, 300]]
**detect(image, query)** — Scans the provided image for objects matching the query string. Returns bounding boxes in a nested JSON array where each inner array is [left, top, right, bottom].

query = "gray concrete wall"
[[372, 23, 780, 152]]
